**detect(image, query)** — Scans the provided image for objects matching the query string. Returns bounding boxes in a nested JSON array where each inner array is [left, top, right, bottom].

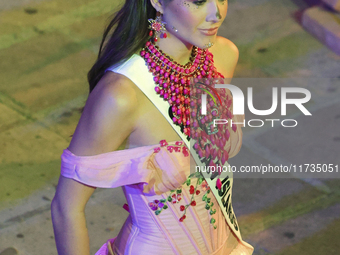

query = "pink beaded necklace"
[[140, 39, 224, 141]]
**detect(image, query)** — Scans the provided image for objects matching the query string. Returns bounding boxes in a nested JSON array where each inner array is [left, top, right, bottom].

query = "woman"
[[51, 0, 254, 254]]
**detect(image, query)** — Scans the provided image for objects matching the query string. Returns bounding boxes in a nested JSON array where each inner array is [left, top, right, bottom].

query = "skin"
[[51, 1, 239, 254], [153, 0, 229, 65]]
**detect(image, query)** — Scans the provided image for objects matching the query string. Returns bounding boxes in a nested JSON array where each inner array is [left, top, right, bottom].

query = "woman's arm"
[[51, 72, 139, 255], [51, 176, 95, 255]]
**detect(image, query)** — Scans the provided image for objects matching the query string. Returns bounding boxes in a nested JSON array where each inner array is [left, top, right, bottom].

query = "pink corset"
[[60, 140, 253, 255]]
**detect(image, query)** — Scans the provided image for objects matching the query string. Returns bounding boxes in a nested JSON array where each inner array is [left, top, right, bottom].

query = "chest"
[[126, 88, 182, 148]]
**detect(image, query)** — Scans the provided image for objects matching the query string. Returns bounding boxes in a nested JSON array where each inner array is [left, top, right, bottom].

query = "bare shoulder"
[[68, 71, 139, 156], [89, 71, 138, 108], [209, 36, 239, 78]]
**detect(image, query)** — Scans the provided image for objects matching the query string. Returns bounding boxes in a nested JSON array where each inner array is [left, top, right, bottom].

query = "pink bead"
[[155, 66, 160, 71], [164, 72, 169, 78], [170, 85, 175, 91], [152, 48, 157, 53], [160, 69, 165, 75], [164, 59, 169, 64], [145, 53, 150, 59], [186, 120, 190, 126], [177, 109, 182, 115], [185, 69, 189, 74], [170, 74, 175, 81], [195, 58, 200, 63], [183, 89, 188, 95], [181, 78, 186, 85], [184, 98, 189, 104], [155, 87, 160, 93], [151, 62, 156, 68], [146, 41, 151, 46], [140, 50, 145, 56], [156, 52, 161, 57], [176, 66, 181, 72], [172, 117, 178, 123], [201, 70, 206, 76], [154, 77, 159, 82], [171, 96, 176, 101], [164, 93, 168, 99], [177, 119, 182, 124], [203, 65, 208, 71], [163, 83, 168, 88], [159, 79, 163, 85], [180, 68, 184, 73], [176, 98, 180, 104], [175, 88, 180, 93], [147, 58, 152, 63], [172, 106, 177, 112], [204, 60, 209, 65], [185, 109, 190, 115], [160, 56, 165, 61], [149, 45, 154, 50], [174, 77, 179, 83], [160, 89, 164, 95]]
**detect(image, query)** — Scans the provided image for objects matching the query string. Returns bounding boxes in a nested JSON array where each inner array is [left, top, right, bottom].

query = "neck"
[[154, 36, 194, 65]]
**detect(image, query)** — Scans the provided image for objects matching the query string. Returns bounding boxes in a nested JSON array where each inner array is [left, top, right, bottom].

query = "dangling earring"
[[148, 14, 167, 42]]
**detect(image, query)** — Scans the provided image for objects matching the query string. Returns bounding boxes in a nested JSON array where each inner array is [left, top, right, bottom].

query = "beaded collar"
[[140, 40, 223, 141]]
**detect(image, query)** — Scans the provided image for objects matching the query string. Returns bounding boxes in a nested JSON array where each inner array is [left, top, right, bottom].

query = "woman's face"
[[162, 0, 228, 49]]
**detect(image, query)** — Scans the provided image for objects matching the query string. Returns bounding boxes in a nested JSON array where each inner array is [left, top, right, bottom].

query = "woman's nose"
[[206, 1, 223, 23]]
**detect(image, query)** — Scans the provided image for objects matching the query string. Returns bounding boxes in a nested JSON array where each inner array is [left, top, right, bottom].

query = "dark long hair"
[[87, 0, 157, 93]]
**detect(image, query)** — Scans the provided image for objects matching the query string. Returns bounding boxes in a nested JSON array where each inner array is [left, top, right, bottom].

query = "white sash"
[[107, 54, 254, 252]]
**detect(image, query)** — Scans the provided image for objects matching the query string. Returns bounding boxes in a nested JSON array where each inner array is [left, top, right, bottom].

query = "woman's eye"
[[193, 0, 207, 6]]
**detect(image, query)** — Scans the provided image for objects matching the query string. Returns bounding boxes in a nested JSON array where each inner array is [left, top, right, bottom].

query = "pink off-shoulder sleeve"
[[60, 141, 191, 192], [60, 145, 157, 188]]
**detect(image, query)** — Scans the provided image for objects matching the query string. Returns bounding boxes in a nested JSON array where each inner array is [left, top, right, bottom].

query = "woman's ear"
[[149, 0, 165, 14]]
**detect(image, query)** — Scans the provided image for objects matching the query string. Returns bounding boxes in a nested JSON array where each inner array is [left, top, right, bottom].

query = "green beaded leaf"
[[163, 205, 168, 209], [167, 197, 172, 202], [160, 199, 166, 203], [210, 218, 216, 224], [214, 225, 217, 229], [170, 190, 175, 192], [207, 198, 211, 203], [155, 210, 161, 215], [205, 204, 210, 210], [186, 179, 191, 186], [210, 202, 214, 207], [176, 189, 182, 194], [198, 178, 204, 185], [207, 190, 211, 194], [210, 210, 214, 215]]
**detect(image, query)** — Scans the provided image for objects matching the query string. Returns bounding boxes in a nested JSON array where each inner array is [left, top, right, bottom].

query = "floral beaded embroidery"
[[153, 139, 189, 158], [150, 140, 217, 229]]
